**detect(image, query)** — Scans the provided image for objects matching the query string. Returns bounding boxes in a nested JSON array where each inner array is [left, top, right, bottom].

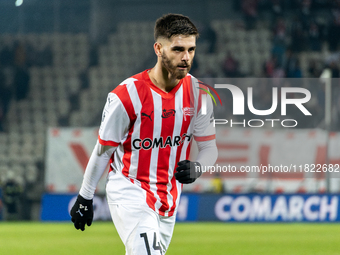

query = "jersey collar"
[[142, 69, 184, 99]]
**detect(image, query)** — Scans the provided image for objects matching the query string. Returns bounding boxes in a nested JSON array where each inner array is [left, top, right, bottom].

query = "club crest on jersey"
[[182, 107, 195, 121], [161, 109, 176, 118], [132, 133, 193, 150]]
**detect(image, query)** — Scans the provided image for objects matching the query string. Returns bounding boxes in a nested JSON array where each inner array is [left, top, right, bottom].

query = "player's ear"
[[154, 42, 162, 57]]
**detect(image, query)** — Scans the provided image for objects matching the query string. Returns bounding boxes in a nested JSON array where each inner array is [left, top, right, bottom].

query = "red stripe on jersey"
[[168, 76, 192, 216], [141, 182, 157, 211], [121, 131, 134, 177], [135, 80, 156, 211], [156, 95, 176, 214], [113, 84, 137, 178], [194, 134, 216, 142], [98, 136, 120, 147], [113, 85, 137, 121], [109, 162, 114, 173]]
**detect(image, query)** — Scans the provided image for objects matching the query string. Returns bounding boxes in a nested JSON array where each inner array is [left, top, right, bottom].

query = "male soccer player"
[[70, 13, 218, 254]]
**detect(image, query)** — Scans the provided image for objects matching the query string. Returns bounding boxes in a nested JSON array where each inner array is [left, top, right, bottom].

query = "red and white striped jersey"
[[99, 70, 215, 216]]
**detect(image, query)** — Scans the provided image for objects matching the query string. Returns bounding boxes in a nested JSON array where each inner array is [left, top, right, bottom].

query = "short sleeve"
[[193, 91, 216, 142], [98, 92, 130, 146]]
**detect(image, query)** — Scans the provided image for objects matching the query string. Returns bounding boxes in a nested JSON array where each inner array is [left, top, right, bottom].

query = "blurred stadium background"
[[0, 0, 340, 226]]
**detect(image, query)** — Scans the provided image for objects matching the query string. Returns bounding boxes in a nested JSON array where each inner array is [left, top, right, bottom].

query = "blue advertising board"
[[41, 193, 340, 222], [176, 194, 340, 222]]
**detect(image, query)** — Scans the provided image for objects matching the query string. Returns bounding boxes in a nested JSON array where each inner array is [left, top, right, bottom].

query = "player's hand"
[[175, 160, 202, 184], [70, 195, 93, 231]]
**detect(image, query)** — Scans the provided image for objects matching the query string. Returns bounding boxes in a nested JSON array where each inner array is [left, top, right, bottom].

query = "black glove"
[[175, 160, 202, 184], [70, 195, 93, 231]]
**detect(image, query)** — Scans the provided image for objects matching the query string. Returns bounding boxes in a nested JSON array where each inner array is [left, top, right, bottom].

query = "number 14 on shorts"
[[140, 232, 163, 255]]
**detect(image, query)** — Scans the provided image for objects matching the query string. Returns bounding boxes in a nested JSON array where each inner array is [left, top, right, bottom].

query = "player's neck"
[[148, 64, 179, 93]]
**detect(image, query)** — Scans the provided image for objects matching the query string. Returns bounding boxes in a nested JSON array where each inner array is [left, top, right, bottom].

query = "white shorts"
[[108, 203, 176, 255]]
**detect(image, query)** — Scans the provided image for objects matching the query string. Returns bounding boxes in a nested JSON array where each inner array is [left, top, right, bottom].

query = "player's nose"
[[182, 51, 190, 61]]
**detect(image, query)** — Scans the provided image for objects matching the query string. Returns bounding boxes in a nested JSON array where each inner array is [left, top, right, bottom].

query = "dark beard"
[[161, 52, 191, 80]]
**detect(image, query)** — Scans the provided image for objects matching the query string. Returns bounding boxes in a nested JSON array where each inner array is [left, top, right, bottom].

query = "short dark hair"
[[154, 13, 199, 41]]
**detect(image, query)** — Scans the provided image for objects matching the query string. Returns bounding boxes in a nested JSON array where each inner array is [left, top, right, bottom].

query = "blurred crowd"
[[2, 0, 340, 131], [0, 42, 52, 131], [240, 0, 340, 79]]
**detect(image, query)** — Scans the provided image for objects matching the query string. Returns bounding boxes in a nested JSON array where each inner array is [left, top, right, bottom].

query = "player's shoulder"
[[184, 73, 200, 86], [184, 73, 202, 94], [187, 73, 211, 91], [184, 73, 214, 104]]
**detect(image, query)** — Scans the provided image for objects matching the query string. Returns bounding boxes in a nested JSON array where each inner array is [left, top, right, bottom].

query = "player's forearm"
[[79, 141, 116, 200], [195, 139, 218, 169]]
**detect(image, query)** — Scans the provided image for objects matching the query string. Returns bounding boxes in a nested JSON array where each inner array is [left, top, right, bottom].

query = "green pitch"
[[1, 222, 340, 255]]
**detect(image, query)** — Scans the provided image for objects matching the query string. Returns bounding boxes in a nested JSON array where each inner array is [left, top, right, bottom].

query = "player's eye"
[[172, 47, 184, 52]]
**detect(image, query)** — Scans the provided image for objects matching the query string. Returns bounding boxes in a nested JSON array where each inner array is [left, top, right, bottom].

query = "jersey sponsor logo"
[[182, 107, 195, 121], [161, 109, 176, 118], [132, 133, 193, 150], [141, 111, 153, 121]]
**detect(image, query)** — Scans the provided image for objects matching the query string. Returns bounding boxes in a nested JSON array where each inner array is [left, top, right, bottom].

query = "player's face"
[[161, 35, 196, 79]]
